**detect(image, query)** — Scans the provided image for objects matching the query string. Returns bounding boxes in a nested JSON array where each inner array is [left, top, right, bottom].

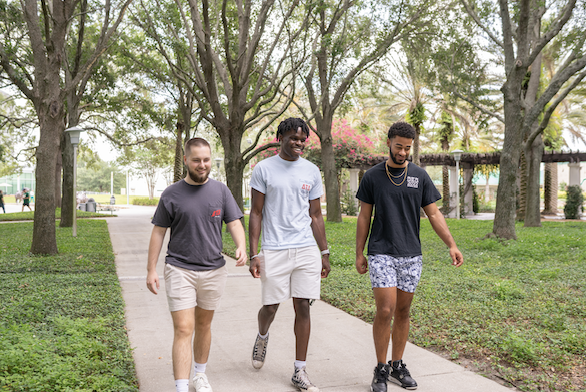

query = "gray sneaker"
[[192, 372, 213, 392], [252, 333, 269, 369], [291, 366, 319, 392]]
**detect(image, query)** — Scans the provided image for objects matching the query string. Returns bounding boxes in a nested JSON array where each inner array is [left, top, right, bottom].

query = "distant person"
[[146, 137, 247, 392], [355, 122, 464, 391], [249, 117, 330, 392], [0, 190, 5, 213], [21, 188, 32, 212]]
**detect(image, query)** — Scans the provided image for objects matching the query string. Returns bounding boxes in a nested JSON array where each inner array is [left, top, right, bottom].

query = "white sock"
[[259, 332, 268, 339], [294, 360, 307, 369], [175, 379, 189, 392], [193, 362, 207, 374]]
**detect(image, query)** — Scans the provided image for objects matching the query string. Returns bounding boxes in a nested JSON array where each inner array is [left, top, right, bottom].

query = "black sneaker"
[[388, 360, 417, 390], [371, 362, 389, 392]]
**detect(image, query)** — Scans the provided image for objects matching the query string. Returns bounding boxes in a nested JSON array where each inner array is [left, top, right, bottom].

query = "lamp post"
[[451, 149, 463, 219], [215, 157, 223, 182], [65, 126, 85, 237]]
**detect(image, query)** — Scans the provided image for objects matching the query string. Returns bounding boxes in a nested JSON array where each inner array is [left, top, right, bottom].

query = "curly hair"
[[276, 117, 310, 140], [387, 122, 416, 140]]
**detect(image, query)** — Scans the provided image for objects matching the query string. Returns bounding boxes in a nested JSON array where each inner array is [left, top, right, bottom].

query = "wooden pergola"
[[346, 150, 585, 217]]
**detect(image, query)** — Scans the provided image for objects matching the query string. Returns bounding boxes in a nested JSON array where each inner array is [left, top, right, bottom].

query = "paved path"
[[107, 206, 516, 392]]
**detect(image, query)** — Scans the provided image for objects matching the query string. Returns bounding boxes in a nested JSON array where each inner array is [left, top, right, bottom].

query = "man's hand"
[[234, 247, 247, 266], [146, 270, 160, 294], [249, 255, 261, 278], [355, 254, 368, 274], [450, 247, 464, 267], [321, 255, 331, 278]]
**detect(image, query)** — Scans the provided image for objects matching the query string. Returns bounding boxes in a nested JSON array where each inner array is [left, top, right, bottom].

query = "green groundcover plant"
[[0, 220, 138, 392], [223, 217, 586, 392], [0, 208, 113, 222]]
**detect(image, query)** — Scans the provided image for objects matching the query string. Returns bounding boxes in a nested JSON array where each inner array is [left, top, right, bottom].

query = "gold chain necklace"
[[385, 162, 408, 186]]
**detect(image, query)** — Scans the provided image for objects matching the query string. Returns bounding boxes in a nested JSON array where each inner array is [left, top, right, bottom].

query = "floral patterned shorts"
[[368, 254, 423, 293]]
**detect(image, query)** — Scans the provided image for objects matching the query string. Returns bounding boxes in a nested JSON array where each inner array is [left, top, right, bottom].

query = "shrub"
[[132, 197, 159, 206], [563, 185, 584, 219], [341, 188, 358, 216]]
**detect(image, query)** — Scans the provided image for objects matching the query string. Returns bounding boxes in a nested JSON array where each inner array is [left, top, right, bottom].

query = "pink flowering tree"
[[256, 119, 380, 169]]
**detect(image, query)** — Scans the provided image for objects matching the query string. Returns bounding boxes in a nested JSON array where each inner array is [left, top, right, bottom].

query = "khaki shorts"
[[164, 263, 228, 312], [259, 246, 321, 305]]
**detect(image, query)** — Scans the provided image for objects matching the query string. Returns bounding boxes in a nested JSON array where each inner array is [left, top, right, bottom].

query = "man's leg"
[[171, 308, 196, 379], [193, 306, 215, 364], [391, 289, 414, 361], [258, 303, 279, 334], [292, 298, 310, 361], [372, 287, 397, 363], [252, 304, 279, 369]]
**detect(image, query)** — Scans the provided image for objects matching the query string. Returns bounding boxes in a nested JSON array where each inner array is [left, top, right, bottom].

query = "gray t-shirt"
[[250, 155, 323, 250], [152, 179, 243, 271]]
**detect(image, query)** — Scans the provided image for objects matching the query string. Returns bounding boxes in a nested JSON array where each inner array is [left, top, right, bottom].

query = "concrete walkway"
[[107, 206, 516, 392]]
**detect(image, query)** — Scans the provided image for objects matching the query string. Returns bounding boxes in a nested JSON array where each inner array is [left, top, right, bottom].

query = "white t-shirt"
[[250, 155, 323, 250]]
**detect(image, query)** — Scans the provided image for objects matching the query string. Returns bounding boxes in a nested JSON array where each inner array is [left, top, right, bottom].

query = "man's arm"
[[146, 225, 168, 294], [226, 219, 247, 266], [309, 198, 331, 278], [248, 189, 265, 278], [355, 201, 373, 274], [422, 202, 464, 267]]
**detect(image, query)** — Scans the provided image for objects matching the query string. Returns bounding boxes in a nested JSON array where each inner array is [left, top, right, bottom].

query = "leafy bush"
[[341, 188, 358, 216], [132, 197, 159, 206], [564, 185, 584, 219]]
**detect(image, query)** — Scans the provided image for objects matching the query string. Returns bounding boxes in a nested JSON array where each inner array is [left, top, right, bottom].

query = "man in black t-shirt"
[[356, 122, 463, 392], [147, 137, 247, 392]]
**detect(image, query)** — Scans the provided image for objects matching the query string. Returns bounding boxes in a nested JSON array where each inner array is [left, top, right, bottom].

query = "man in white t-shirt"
[[248, 117, 331, 392]]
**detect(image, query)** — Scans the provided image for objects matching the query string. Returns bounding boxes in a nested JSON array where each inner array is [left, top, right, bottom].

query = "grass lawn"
[[0, 208, 114, 222], [223, 217, 586, 392], [0, 220, 138, 391]]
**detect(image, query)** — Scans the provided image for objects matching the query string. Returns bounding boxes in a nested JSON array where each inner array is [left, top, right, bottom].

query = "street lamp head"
[[451, 149, 463, 162], [215, 157, 223, 170], [65, 126, 85, 145]]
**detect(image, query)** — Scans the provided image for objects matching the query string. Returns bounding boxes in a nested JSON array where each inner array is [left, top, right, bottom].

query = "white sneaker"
[[252, 333, 269, 369], [291, 366, 319, 392], [193, 373, 213, 392]]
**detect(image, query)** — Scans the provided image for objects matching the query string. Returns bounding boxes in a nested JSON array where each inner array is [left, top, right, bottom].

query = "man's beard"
[[389, 148, 406, 165], [188, 167, 210, 183]]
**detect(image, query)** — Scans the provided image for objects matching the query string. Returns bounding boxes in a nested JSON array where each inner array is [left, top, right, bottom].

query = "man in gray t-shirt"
[[147, 137, 246, 392]]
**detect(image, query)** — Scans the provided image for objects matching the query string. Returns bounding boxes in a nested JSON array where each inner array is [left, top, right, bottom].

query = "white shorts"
[[259, 246, 321, 305], [164, 263, 228, 312]]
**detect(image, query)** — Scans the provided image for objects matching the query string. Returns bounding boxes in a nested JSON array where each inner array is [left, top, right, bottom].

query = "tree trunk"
[[492, 83, 524, 239], [31, 109, 63, 255], [412, 122, 421, 166], [517, 152, 527, 221], [220, 127, 245, 213], [442, 165, 450, 214], [524, 134, 544, 227], [321, 133, 342, 222], [59, 132, 74, 227], [173, 120, 184, 183], [543, 162, 558, 214], [55, 146, 62, 209]]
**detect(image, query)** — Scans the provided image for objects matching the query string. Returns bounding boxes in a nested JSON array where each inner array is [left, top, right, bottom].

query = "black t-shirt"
[[356, 161, 441, 257], [152, 179, 243, 271]]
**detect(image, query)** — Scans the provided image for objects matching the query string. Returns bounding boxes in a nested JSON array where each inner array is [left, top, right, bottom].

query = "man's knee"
[[262, 304, 280, 317], [293, 298, 311, 318], [375, 304, 395, 323]]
